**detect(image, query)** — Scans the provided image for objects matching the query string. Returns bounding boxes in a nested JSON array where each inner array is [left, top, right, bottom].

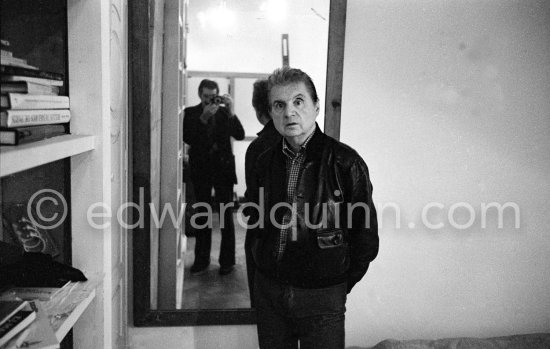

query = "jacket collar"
[[257, 119, 276, 137], [303, 123, 326, 163]]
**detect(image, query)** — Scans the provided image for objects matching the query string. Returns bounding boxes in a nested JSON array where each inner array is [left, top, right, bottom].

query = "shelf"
[[1, 278, 98, 348], [0, 134, 95, 177], [50, 283, 96, 341], [39, 277, 99, 342]]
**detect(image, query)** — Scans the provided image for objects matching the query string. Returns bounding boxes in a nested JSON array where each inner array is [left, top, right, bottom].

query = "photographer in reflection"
[[183, 79, 245, 275], [247, 67, 378, 348]]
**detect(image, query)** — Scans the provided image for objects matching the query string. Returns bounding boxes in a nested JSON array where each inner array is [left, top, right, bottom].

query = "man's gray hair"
[[267, 67, 319, 108]]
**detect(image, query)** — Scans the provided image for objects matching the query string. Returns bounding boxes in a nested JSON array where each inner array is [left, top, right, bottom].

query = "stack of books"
[[1, 40, 70, 146]]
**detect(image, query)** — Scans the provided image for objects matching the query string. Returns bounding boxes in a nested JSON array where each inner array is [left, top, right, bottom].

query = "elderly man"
[[247, 67, 379, 348]]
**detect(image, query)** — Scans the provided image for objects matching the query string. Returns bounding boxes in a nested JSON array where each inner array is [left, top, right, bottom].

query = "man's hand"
[[222, 94, 235, 117], [200, 103, 219, 124]]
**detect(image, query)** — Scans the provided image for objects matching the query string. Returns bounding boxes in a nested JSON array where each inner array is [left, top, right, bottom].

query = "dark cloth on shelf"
[[0, 252, 87, 288]]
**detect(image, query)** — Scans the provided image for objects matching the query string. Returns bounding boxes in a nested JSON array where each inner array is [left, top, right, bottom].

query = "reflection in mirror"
[[153, 0, 330, 311]]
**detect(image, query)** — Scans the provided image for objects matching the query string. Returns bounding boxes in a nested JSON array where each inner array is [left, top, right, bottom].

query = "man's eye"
[[273, 102, 284, 110]]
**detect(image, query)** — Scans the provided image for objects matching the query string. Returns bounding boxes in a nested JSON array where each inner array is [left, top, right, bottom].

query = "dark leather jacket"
[[248, 127, 379, 292]]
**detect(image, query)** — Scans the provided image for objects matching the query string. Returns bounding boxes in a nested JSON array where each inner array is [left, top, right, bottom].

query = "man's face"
[[199, 87, 218, 106], [269, 81, 319, 146]]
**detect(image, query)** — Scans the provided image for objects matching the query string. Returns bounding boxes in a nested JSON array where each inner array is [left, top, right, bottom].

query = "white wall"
[[129, 1, 550, 348], [341, 0, 550, 347]]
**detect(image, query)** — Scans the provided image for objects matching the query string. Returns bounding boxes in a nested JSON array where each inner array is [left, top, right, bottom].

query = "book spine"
[[0, 129, 16, 144], [1, 61, 39, 70], [0, 301, 28, 327], [8, 94, 69, 109], [0, 82, 60, 95], [1, 110, 71, 128], [2, 75, 63, 86], [1, 49, 13, 58], [0, 65, 63, 81], [1, 125, 67, 145], [0, 310, 36, 346]]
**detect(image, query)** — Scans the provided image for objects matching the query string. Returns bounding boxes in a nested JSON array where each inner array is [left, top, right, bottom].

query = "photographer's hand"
[[200, 103, 219, 124], [222, 94, 235, 117]]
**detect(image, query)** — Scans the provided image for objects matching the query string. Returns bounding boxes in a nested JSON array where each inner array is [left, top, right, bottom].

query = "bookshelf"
[[54, 288, 95, 342], [45, 279, 98, 342], [1, 0, 126, 348], [1, 280, 97, 347], [0, 135, 95, 177]]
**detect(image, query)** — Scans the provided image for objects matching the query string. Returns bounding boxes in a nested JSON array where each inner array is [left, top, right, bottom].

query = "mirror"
[[131, 0, 347, 326]]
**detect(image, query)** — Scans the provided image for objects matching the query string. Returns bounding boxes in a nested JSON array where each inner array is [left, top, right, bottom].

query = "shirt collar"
[[282, 128, 316, 158]]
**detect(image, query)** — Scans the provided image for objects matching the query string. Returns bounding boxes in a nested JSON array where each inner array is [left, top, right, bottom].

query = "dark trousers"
[[254, 271, 347, 349], [192, 181, 235, 268]]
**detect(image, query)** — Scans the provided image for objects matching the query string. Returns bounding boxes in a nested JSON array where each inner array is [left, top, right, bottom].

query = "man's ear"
[[315, 101, 320, 114]]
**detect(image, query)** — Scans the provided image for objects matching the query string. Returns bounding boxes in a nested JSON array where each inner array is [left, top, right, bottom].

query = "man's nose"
[[284, 103, 297, 117]]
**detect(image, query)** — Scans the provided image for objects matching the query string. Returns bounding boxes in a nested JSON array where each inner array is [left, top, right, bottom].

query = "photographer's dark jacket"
[[248, 126, 379, 292], [183, 103, 245, 185]]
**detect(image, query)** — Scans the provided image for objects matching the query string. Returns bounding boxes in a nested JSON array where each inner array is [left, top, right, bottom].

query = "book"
[[0, 109, 70, 128], [0, 301, 36, 347], [2, 326, 30, 349], [13, 301, 59, 349], [6, 94, 69, 110], [1, 49, 13, 58], [1, 124, 67, 146], [0, 310, 36, 346], [2, 282, 71, 302], [0, 65, 63, 82], [1, 81, 60, 96], [2, 75, 63, 87], [0, 301, 28, 327], [0, 57, 39, 70]]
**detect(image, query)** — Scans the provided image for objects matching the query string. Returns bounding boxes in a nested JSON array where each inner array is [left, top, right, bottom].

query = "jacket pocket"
[[317, 228, 345, 249], [308, 228, 349, 279]]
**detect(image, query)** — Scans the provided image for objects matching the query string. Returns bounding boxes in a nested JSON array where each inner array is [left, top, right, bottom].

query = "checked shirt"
[[276, 129, 316, 259]]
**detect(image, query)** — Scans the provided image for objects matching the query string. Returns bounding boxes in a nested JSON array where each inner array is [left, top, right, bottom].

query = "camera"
[[207, 95, 225, 105]]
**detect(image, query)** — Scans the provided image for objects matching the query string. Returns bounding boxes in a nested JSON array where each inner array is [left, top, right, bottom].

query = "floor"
[[180, 212, 252, 309]]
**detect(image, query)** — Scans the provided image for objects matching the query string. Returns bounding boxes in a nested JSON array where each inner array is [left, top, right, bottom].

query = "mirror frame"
[[130, 0, 347, 326]]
